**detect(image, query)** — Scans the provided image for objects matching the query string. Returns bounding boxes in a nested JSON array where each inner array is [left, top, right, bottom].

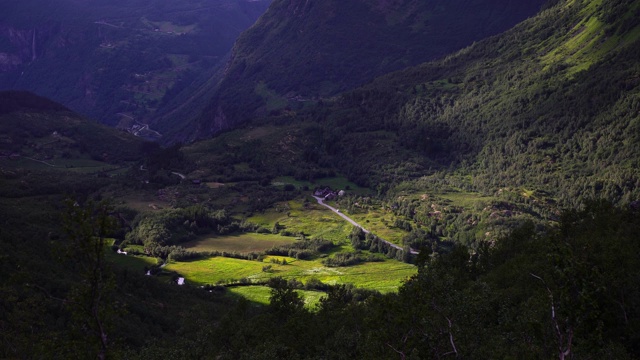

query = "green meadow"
[[248, 199, 353, 242], [182, 233, 298, 253], [165, 255, 415, 294], [105, 247, 158, 271], [228, 286, 326, 307]]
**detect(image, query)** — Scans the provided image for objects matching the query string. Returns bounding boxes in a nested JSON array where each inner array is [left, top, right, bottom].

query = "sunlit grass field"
[[248, 199, 353, 243], [165, 255, 415, 293], [228, 286, 326, 307]]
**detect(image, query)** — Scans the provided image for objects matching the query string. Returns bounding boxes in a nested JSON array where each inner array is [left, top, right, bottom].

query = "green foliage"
[[268, 277, 305, 316], [62, 199, 117, 359], [229, 0, 640, 213], [191, 0, 547, 136], [322, 251, 382, 267], [3, 1, 640, 358], [125, 205, 236, 250], [161, 201, 640, 359], [265, 237, 335, 260], [0, 91, 147, 163]]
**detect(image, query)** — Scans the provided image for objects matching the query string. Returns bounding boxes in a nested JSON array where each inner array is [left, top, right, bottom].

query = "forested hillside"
[[277, 0, 640, 208], [0, 91, 146, 163], [170, 0, 547, 140]]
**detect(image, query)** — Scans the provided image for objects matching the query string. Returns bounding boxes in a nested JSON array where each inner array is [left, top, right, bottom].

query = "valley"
[[0, 0, 272, 130], [1, 0, 640, 358]]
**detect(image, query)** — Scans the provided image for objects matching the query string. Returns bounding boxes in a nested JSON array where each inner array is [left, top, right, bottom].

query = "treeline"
[[124, 205, 258, 249], [265, 237, 335, 260], [349, 227, 414, 263], [322, 251, 383, 267]]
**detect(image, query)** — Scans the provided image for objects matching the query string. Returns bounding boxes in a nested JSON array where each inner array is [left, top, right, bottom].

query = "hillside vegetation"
[[173, 0, 547, 140], [274, 0, 640, 208], [0, 91, 147, 164]]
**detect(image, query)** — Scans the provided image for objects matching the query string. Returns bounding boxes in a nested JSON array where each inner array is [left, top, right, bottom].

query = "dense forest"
[[250, 0, 640, 209], [173, 0, 547, 140]]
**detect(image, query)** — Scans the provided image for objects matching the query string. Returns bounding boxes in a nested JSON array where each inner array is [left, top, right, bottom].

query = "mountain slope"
[[173, 0, 547, 140], [0, 0, 271, 129], [308, 0, 640, 205], [0, 91, 147, 164]]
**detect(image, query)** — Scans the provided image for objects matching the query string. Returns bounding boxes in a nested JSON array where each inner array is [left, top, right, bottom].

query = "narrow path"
[[171, 171, 186, 180], [313, 196, 419, 255], [21, 156, 57, 167]]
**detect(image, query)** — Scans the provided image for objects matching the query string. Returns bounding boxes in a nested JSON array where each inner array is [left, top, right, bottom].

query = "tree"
[[268, 277, 304, 317], [62, 199, 117, 360]]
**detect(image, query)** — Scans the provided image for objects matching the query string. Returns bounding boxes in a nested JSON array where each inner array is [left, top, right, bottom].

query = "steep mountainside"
[[303, 0, 640, 205], [0, 0, 271, 130], [177, 0, 547, 140]]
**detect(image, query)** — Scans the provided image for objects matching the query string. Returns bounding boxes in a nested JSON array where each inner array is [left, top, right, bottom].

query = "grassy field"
[[437, 191, 494, 210], [107, 187, 418, 306], [182, 233, 298, 253], [248, 199, 352, 243], [106, 249, 158, 272], [165, 255, 416, 294], [228, 286, 326, 308], [116, 192, 172, 213], [348, 209, 407, 245]]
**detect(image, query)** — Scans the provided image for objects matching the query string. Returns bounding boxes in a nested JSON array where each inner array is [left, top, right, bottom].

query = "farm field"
[[165, 255, 416, 294], [348, 209, 408, 245], [182, 233, 298, 253], [228, 286, 326, 307], [248, 199, 353, 243]]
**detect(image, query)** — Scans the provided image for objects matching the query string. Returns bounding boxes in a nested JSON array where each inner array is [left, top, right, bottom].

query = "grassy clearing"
[[255, 82, 288, 111], [117, 193, 172, 213], [438, 191, 494, 210], [106, 250, 158, 272], [182, 233, 298, 253], [144, 18, 197, 34], [166, 257, 266, 283], [248, 199, 352, 243], [228, 286, 326, 308], [165, 255, 415, 293], [347, 209, 406, 245]]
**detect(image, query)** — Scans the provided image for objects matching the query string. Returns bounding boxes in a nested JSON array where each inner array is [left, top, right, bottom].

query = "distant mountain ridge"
[[0, 0, 271, 129], [175, 0, 548, 141]]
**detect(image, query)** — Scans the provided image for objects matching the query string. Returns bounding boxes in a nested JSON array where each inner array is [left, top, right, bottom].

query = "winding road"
[[313, 196, 419, 255]]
